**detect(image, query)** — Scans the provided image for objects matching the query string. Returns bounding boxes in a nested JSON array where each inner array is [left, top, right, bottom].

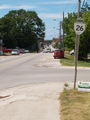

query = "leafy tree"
[[62, 3, 90, 60], [63, 12, 77, 50], [46, 40, 52, 43], [79, 11, 90, 60], [53, 41, 63, 49], [81, 1, 90, 14], [0, 9, 45, 49]]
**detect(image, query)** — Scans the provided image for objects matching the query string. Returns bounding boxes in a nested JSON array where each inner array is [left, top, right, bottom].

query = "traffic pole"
[[74, 0, 81, 89], [59, 21, 61, 49], [63, 11, 64, 53]]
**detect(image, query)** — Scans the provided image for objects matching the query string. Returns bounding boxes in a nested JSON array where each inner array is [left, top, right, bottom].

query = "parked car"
[[3, 47, 12, 53], [19, 49, 24, 53], [70, 50, 74, 56], [53, 49, 64, 59], [24, 49, 29, 53], [11, 49, 19, 55]]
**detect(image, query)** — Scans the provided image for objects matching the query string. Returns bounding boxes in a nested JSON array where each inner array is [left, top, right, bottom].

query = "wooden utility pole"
[[63, 11, 64, 52], [59, 22, 62, 49], [74, 0, 81, 89]]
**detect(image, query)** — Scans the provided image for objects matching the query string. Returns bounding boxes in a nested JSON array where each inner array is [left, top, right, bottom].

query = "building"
[[52, 37, 63, 46], [52, 37, 63, 43]]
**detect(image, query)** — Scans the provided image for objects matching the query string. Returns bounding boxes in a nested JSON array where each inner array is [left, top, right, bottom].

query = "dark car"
[[53, 49, 64, 59]]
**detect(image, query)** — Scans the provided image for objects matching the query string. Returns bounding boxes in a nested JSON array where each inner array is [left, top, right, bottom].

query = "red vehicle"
[[3, 47, 12, 53], [19, 49, 24, 53], [53, 49, 64, 59]]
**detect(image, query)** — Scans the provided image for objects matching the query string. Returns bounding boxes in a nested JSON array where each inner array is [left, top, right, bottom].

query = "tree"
[[79, 11, 90, 60], [0, 9, 45, 49], [62, 5, 90, 60], [53, 41, 63, 49], [81, 1, 90, 14], [63, 12, 77, 50]]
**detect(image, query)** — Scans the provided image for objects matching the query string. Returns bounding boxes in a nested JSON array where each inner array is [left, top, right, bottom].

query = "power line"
[[64, 0, 73, 12], [74, 2, 78, 12]]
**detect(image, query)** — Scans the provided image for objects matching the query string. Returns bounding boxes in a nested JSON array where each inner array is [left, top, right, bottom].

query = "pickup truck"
[[3, 47, 12, 53]]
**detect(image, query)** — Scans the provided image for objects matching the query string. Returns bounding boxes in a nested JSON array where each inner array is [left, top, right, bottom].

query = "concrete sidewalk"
[[35, 53, 62, 68], [0, 82, 75, 120], [35, 53, 90, 69]]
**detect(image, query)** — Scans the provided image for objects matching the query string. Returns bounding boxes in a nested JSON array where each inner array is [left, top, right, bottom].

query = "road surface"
[[0, 52, 90, 120], [0, 52, 90, 90]]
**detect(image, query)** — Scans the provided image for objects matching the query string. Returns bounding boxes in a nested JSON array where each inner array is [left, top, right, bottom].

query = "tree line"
[[62, 2, 90, 60], [0, 9, 45, 50]]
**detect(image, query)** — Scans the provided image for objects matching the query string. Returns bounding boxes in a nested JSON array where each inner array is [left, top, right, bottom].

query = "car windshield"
[[12, 50, 18, 52], [55, 50, 62, 52]]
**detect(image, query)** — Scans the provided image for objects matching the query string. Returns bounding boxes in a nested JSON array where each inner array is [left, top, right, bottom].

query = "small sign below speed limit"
[[74, 23, 85, 35]]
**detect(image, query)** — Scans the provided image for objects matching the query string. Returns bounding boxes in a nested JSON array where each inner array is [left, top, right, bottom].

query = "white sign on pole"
[[74, 23, 85, 35]]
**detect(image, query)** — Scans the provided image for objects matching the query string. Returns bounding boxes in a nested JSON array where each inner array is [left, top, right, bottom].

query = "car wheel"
[[71, 53, 74, 56], [54, 57, 56, 59]]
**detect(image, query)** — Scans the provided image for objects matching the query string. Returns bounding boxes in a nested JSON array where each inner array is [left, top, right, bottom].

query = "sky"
[[0, 0, 90, 40]]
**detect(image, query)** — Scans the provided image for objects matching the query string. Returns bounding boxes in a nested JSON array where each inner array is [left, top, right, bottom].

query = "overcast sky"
[[0, 0, 89, 40]]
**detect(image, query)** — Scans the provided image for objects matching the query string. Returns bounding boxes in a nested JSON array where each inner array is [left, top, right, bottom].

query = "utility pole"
[[63, 11, 64, 53], [74, 0, 81, 89], [59, 22, 61, 49]]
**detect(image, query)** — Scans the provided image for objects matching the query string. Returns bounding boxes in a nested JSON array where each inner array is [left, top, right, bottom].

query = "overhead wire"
[[64, 0, 73, 12], [45, 0, 81, 40], [74, 2, 78, 12]]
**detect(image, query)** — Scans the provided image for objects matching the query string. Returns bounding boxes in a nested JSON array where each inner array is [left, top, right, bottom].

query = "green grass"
[[0, 52, 11, 56], [60, 89, 90, 120], [60, 51, 90, 67]]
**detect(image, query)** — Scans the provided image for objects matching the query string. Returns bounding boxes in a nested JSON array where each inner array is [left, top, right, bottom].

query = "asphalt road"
[[0, 52, 90, 90]]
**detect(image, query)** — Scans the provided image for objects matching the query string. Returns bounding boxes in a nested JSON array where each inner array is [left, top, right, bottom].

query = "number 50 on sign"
[[74, 23, 85, 35]]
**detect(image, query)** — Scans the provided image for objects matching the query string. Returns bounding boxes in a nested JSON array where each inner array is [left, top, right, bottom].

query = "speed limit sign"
[[74, 23, 85, 35]]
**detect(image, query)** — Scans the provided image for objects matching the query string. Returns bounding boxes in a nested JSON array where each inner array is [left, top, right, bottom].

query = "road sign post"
[[74, 17, 85, 89]]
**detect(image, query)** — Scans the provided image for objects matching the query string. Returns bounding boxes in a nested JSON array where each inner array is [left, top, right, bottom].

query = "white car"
[[43, 47, 51, 53], [11, 49, 19, 55], [70, 50, 74, 56], [24, 50, 29, 53]]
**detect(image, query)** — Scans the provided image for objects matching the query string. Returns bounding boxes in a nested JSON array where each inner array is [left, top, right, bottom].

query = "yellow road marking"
[[0, 54, 34, 67]]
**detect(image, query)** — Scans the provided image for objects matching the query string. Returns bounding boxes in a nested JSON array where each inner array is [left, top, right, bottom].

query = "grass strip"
[[0, 53, 11, 56], [60, 52, 90, 67], [60, 89, 90, 120]]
